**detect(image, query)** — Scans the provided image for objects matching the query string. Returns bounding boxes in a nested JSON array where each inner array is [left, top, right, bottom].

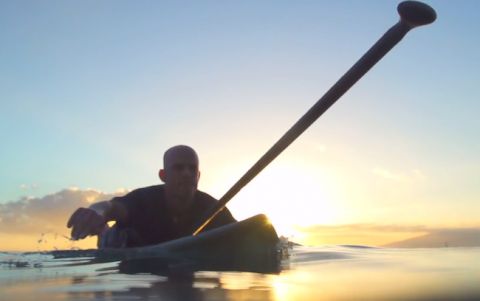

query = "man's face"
[[162, 149, 200, 204]]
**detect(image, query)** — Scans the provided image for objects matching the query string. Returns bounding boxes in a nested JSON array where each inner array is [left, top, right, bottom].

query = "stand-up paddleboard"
[[50, 214, 281, 274]]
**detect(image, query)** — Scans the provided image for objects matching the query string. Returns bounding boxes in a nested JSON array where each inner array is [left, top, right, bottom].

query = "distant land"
[[383, 228, 480, 248]]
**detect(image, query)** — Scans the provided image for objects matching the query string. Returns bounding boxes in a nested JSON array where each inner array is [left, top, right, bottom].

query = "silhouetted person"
[[67, 145, 236, 248]]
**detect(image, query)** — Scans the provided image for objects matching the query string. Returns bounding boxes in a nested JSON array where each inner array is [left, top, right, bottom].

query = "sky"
[[1, 0, 479, 250]]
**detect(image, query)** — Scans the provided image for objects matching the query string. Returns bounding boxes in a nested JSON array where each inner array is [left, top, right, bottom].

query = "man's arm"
[[66, 199, 128, 240]]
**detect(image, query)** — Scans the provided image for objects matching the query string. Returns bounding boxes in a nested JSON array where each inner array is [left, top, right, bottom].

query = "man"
[[67, 145, 236, 248]]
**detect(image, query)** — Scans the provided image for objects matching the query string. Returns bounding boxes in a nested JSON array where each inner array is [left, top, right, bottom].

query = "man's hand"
[[67, 207, 106, 240]]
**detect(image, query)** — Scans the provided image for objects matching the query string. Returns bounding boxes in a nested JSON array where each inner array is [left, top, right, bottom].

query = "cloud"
[[19, 183, 39, 191], [372, 167, 427, 182], [0, 188, 126, 236]]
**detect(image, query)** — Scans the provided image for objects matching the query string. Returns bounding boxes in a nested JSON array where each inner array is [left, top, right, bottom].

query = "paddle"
[[192, 1, 437, 235]]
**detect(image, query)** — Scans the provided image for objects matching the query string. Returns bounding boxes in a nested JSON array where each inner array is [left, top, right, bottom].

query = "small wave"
[[339, 244, 377, 249], [288, 246, 353, 264], [0, 252, 51, 269]]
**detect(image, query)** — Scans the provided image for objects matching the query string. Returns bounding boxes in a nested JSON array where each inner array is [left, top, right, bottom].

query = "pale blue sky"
[[1, 1, 479, 228]]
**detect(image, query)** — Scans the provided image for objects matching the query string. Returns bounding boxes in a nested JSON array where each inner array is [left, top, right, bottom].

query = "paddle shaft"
[[193, 1, 436, 235]]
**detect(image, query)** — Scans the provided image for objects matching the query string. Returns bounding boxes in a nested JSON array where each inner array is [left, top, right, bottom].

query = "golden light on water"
[[266, 248, 480, 301], [2, 246, 480, 300]]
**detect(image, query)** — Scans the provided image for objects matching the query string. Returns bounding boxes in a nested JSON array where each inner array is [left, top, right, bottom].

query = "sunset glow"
[[1, 1, 479, 251]]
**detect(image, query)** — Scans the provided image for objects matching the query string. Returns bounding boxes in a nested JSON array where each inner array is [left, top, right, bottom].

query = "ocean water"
[[1, 245, 479, 301]]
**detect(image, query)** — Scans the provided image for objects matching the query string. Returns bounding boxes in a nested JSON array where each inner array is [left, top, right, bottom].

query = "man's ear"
[[197, 170, 201, 181], [159, 169, 166, 182]]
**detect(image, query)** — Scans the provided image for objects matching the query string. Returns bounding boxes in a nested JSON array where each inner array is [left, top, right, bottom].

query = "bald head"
[[160, 145, 200, 211], [163, 145, 199, 169]]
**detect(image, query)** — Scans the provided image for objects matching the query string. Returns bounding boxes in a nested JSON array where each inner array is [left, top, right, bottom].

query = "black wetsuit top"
[[111, 185, 236, 247]]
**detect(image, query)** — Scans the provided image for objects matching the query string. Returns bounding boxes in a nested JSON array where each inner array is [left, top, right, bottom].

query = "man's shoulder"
[[195, 190, 237, 226], [195, 190, 218, 202], [118, 185, 165, 202], [195, 189, 218, 206], [131, 184, 164, 194]]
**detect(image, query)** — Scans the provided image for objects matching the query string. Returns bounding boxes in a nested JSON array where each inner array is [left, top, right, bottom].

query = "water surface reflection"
[[1, 246, 480, 301]]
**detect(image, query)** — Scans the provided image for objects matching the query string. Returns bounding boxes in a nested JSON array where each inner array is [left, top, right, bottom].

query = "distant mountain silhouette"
[[383, 228, 480, 248]]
